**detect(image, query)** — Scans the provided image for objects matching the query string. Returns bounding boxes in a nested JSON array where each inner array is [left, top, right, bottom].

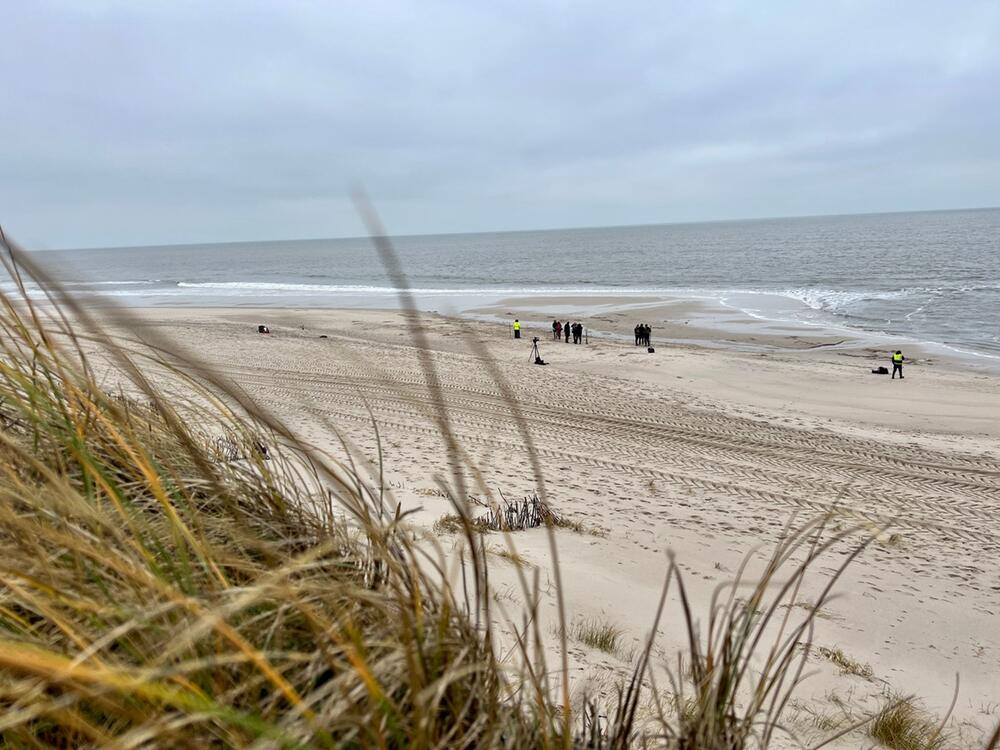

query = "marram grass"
[[0, 247, 549, 748]]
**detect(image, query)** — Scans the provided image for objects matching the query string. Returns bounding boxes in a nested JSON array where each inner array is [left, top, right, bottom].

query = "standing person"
[[513, 319, 521, 339], [891, 350, 905, 379], [634, 324, 641, 346], [564, 321, 571, 343], [575, 322, 583, 344], [553, 320, 561, 340], [644, 324, 652, 347]]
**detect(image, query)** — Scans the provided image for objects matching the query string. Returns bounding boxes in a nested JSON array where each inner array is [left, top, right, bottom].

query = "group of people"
[[633, 323, 652, 347], [552, 319, 585, 344]]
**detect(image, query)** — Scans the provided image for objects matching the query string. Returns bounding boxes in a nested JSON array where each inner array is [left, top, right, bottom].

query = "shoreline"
[[84, 286, 1000, 373], [471, 292, 1000, 371], [11, 257, 998, 365]]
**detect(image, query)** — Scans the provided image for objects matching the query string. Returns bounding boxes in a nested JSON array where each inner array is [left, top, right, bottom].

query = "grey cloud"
[[2, 0, 999, 248]]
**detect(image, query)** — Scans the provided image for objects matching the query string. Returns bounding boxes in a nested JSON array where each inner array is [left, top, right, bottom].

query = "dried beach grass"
[[868, 696, 947, 750], [0, 232, 554, 748], [570, 619, 626, 656]]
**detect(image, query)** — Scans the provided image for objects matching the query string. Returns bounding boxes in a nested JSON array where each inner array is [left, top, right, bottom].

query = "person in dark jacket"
[[564, 321, 571, 343], [553, 320, 562, 340]]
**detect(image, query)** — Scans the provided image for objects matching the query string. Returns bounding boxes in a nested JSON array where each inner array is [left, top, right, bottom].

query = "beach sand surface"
[[107, 306, 1000, 747]]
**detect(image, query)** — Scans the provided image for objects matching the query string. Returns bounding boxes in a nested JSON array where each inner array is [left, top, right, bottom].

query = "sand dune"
[[120, 306, 1000, 746]]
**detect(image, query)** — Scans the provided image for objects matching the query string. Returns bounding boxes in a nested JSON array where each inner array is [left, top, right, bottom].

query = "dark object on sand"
[[872, 366, 889, 375], [647, 347, 655, 353], [319, 334, 328, 339], [257, 325, 270, 334]]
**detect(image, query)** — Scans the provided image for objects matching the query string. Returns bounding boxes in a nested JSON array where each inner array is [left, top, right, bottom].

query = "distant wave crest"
[[175, 281, 682, 295]]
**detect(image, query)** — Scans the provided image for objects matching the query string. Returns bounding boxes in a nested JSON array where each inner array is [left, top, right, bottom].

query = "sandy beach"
[[113, 303, 1000, 746], [9, 2, 1000, 744]]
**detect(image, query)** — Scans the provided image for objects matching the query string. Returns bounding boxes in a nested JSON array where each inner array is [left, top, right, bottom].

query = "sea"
[[14, 207, 1000, 361]]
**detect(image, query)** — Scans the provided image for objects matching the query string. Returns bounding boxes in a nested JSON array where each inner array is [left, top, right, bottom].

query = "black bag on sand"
[[258, 325, 270, 334], [871, 366, 889, 375], [647, 347, 655, 353]]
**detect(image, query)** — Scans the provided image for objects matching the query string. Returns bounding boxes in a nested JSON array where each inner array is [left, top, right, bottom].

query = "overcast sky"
[[3, 1, 999, 248]]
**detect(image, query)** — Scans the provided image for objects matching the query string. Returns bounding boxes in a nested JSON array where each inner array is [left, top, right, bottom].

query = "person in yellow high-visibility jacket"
[[513, 319, 521, 339], [891, 350, 904, 379]]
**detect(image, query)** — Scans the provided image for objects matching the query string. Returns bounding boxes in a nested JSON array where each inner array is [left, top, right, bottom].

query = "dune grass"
[[656, 520, 877, 749], [434, 511, 489, 534], [0, 240, 555, 747], [868, 697, 947, 750], [568, 618, 625, 656]]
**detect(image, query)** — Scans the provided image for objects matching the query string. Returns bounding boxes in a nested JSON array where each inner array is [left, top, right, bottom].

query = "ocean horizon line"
[[33, 204, 1000, 254]]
